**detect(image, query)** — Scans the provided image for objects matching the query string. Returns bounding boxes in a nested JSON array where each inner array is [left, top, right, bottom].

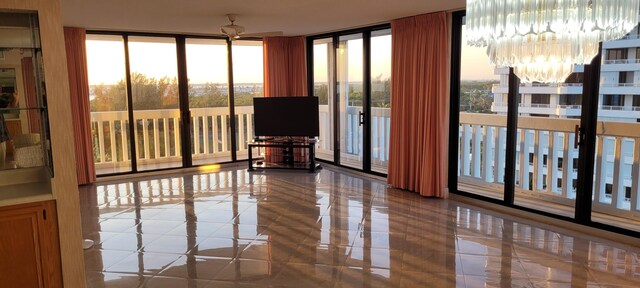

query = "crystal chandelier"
[[466, 0, 640, 83]]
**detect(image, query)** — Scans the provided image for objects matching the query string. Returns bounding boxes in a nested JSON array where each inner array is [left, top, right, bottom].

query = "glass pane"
[[313, 38, 334, 162], [592, 23, 640, 232], [232, 40, 263, 160], [458, 17, 504, 201], [513, 71, 583, 216], [86, 34, 131, 174], [370, 29, 391, 174], [186, 38, 231, 165], [337, 34, 363, 170], [128, 36, 182, 171]]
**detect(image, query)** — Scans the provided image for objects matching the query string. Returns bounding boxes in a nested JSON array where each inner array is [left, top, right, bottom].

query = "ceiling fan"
[[220, 14, 283, 40]]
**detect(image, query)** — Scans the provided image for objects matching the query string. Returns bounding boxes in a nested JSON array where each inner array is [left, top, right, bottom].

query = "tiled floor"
[[80, 165, 640, 287]]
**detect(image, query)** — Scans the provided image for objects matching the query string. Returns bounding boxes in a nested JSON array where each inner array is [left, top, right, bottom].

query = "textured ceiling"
[[61, 0, 465, 36]]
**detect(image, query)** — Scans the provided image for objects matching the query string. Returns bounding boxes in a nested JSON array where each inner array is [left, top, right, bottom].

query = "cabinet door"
[[0, 201, 62, 288]]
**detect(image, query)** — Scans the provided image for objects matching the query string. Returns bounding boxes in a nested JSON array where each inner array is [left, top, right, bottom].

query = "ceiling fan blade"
[[240, 31, 284, 38]]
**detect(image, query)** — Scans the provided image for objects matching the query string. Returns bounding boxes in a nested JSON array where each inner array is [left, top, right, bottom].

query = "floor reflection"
[[79, 166, 640, 287]]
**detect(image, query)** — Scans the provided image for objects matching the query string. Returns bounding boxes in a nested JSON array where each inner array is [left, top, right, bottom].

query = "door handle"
[[358, 111, 365, 126], [574, 124, 582, 149]]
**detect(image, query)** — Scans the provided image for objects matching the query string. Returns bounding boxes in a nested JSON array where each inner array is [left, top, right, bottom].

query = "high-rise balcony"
[[602, 34, 640, 49], [458, 112, 640, 231], [90, 106, 391, 174], [599, 105, 640, 119], [491, 83, 583, 95], [600, 82, 640, 95]]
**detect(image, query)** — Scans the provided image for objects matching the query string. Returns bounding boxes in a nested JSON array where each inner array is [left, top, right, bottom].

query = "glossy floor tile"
[[80, 166, 640, 287]]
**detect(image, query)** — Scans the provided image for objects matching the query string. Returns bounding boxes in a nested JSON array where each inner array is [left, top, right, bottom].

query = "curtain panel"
[[262, 36, 308, 163], [263, 36, 307, 97], [64, 27, 96, 185], [388, 12, 450, 198]]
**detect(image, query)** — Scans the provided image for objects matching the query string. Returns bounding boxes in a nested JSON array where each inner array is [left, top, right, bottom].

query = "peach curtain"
[[263, 36, 308, 163], [263, 36, 307, 97], [388, 12, 449, 198], [21, 57, 40, 133], [64, 27, 96, 185]]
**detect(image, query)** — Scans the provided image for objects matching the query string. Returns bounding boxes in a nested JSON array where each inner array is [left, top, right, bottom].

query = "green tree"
[[189, 82, 228, 108], [314, 84, 328, 104], [90, 82, 127, 112], [90, 73, 182, 111], [371, 75, 390, 108], [460, 80, 497, 113]]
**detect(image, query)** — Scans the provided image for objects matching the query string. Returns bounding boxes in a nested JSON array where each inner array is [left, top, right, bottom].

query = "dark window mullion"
[[123, 34, 138, 173], [227, 38, 238, 161], [448, 11, 464, 192], [575, 44, 602, 223], [176, 36, 192, 168], [333, 35, 340, 165], [504, 68, 520, 205], [363, 31, 372, 172]]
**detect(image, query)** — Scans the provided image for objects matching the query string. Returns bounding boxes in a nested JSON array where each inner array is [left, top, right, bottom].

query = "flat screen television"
[[253, 96, 319, 137]]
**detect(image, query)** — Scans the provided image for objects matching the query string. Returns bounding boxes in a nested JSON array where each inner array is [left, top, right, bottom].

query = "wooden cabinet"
[[0, 200, 62, 288]]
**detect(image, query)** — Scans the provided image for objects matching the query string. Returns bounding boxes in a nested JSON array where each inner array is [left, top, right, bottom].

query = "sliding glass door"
[[313, 38, 335, 162], [337, 33, 364, 170], [310, 27, 391, 174]]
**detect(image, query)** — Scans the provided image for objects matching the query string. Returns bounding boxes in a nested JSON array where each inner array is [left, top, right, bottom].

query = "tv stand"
[[248, 138, 321, 172]]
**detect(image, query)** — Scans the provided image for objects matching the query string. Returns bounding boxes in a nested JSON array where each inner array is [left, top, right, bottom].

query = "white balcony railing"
[[601, 83, 640, 87], [601, 105, 640, 111], [524, 103, 551, 108], [556, 105, 582, 109], [318, 105, 390, 169], [90, 106, 255, 171], [459, 112, 640, 223], [602, 59, 640, 65], [91, 105, 391, 172], [492, 83, 583, 90]]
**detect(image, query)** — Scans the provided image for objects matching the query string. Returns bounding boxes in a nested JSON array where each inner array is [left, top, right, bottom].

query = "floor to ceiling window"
[[86, 34, 131, 175], [308, 26, 391, 175], [312, 38, 335, 162], [591, 31, 640, 232], [86, 33, 264, 175], [456, 19, 505, 200], [185, 38, 231, 165], [337, 33, 364, 170], [451, 12, 640, 235], [369, 29, 391, 174], [232, 40, 264, 160], [127, 36, 182, 172]]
